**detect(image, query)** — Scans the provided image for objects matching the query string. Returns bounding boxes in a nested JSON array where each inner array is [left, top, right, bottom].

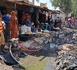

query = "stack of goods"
[[26, 31, 33, 34]]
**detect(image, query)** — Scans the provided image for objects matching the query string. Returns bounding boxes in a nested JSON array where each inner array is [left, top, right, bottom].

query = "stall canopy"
[[6, 0, 49, 11], [0, 0, 62, 14]]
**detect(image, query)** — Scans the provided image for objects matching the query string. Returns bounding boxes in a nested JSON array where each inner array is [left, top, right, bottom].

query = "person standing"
[[0, 15, 5, 53], [25, 14, 32, 27], [3, 12, 10, 42], [21, 12, 26, 24], [10, 11, 18, 38]]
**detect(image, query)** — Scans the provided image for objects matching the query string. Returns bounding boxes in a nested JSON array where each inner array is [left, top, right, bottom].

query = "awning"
[[6, 0, 49, 11]]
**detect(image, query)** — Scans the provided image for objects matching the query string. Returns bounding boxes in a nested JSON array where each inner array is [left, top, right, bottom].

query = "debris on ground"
[[0, 28, 77, 70], [0, 62, 14, 70], [55, 44, 77, 70]]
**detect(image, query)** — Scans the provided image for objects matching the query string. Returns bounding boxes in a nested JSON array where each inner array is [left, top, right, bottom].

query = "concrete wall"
[[57, 13, 66, 22]]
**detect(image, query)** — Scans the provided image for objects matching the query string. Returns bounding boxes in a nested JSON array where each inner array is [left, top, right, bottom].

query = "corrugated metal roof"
[[7, 0, 49, 11]]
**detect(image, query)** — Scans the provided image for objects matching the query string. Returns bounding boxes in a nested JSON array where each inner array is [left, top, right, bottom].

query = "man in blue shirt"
[[3, 13, 10, 42]]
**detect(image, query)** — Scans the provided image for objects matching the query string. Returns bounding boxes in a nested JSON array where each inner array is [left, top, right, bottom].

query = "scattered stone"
[[55, 44, 77, 70]]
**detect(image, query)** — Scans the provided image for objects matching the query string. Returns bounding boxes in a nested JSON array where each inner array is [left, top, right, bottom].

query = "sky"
[[33, 0, 59, 10]]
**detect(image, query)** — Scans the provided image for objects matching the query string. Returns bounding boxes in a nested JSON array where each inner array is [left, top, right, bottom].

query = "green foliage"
[[72, 0, 77, 17], [36, 0, 77, 16], [51, 0, 73, 14]]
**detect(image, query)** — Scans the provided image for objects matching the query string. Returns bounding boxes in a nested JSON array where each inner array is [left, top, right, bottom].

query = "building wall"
[[52, 14, 57, 20], [57, 13, 66, 22], [51, 12, 66, 22]]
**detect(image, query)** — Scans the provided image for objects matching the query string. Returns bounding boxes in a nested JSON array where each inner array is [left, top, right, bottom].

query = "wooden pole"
[[14, 0, 16, 11]]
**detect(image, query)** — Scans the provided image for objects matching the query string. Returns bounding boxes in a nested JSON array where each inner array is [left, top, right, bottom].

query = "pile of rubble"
[[0, 29, 77, 70], [55, 44, 77, 70], [50, 30, 74, 45], [19, 29, 75, 50], [50, 30, 77, 70]]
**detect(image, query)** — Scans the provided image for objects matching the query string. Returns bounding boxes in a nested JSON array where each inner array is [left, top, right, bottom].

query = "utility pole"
[[14, 0, 17, 11]]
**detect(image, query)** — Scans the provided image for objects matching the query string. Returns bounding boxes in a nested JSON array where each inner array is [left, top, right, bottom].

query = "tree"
[[72, 0, 77, 17], [51, 0, 73, 16]]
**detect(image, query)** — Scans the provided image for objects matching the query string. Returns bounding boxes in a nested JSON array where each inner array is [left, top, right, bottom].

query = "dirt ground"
[[0, 63, 14, 70]]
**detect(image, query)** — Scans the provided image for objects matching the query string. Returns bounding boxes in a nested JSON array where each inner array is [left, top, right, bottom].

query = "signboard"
[[40, 3, 47, 8], [29, 0, 34, 4], [17, 0, 23, 1]]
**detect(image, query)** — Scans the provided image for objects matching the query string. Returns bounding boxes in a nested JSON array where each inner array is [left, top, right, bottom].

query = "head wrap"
[[11, 11, 16, 16]]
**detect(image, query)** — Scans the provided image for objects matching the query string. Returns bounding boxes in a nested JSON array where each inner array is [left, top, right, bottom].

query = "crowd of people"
[[0, 10, 63, 53], [0, 11, 18, 52], [65, 17, 77, 29]]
